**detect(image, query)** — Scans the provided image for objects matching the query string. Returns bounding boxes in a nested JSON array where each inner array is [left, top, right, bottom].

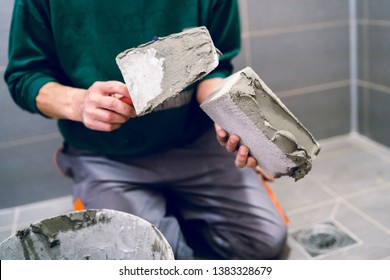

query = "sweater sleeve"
[[201, 0, 241, 80], [4, 0, 62, 114]]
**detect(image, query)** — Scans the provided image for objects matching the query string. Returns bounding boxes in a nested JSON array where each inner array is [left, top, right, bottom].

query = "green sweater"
[[5, 0, 241, 156]]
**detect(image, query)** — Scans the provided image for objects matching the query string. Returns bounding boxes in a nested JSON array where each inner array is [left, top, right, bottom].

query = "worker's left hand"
[[214, 123, 257, 168], [214, 124, 274, 181]]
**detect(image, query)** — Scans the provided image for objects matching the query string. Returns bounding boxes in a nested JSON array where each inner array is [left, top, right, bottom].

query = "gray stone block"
[[200, 67, 321, 180], [116, 26, 219, 116]]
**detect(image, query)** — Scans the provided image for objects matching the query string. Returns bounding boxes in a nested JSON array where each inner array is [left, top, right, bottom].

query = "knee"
[[212, 223, 288, 260], [239, 225, 287, 259], [251, 224, 288, 259]]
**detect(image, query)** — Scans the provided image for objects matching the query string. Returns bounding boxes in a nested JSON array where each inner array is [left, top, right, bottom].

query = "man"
[[5, 0, 287, 259]]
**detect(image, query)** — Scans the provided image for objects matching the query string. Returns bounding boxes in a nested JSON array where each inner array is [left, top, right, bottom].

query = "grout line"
[[360, 0, 371, 135], [343, 199, 390, 235], [358, 80, 390, 95], [239, 0, 250, 33], [313, 179, 390, 236], [0, 132, 61, 149], [342, 181, 390, 201], [240, 0, 252, 67], [242, 20, 349, 38], [358, 19, 390, 27], [316, 133, 390, 162], [310, 177, 339, 199], [276, 80, 350, 98], [287, 197, 337, 216], [349, 0, 358, 133], [11, 208, 20, 235], [329, 198, 342, 220], [348, 132, 390, 163]]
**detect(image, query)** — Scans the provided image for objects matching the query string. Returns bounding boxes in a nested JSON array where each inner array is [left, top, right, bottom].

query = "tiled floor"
[[272, 133, 390, 260], [0, 132, 389, 259]]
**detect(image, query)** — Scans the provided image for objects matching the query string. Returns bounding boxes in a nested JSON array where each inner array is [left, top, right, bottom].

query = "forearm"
[[37, 80, 135, 131], [196, 77, 223, 104], [36, 82, 86, 121]]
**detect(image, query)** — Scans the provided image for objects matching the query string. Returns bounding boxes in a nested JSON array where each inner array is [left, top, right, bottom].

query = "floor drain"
[[291, 221, 357, 257]]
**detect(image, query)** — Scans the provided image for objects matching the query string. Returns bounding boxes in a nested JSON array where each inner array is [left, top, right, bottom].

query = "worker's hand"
[[214, 123, 257, 168], [81, 81, 136, 131], [214, 124, 274, 182]]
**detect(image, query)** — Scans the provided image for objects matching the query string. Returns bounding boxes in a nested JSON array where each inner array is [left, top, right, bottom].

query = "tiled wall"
[[0, 0, 388, 207], [0, 1, 71, 208], [357, 0, 390, 147], [233, 0, 351, 140]]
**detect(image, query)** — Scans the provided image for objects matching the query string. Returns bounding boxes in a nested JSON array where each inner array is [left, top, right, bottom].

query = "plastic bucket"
[[0, 209, 174, 260]]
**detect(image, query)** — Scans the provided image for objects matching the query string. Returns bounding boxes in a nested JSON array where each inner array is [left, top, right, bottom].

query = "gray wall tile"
[[356, 0, 366, 19], [246, 0, 348, 31], [367, 0, 390, 20], [281, 87, 350, 140], [357, 24, 369, 81], [362, 90, 390, 147], [367, 25, 390, 88], [232, 45, 247, 72], [238, 0, 249, 32], [250, 26, 349, 92], [357, 0, 390, 148]]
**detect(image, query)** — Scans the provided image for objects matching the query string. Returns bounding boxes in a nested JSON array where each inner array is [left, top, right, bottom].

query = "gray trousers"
[[56, 129, 287, 259]]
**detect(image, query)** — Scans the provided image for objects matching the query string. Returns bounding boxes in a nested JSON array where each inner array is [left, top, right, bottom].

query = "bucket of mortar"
[[0, 209, 174, 260]]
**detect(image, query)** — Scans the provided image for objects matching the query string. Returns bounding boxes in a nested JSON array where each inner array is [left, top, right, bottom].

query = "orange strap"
[[73, 197, 86, 211], [262, 179, 290, 226]]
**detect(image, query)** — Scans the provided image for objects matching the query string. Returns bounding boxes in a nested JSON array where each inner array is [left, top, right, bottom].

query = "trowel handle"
[[119, 96, 133, 106], [111, 93, 133, 106]]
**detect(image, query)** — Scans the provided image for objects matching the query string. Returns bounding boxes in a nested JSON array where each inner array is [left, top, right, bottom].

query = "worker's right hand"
[[80, 81, 136, 131]]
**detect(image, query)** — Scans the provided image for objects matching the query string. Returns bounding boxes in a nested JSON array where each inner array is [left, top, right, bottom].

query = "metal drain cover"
[[291, 221, 357, 257]]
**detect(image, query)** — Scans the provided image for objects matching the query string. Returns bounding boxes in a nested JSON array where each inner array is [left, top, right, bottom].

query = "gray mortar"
[[116, 26, 219, 116], [201, 67, 320, 180], [0, 209, 174, 260]]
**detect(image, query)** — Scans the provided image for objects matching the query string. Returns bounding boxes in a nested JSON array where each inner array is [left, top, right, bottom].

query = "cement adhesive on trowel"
[[201, 67, 321, 180], [116, 26, 219, 116]]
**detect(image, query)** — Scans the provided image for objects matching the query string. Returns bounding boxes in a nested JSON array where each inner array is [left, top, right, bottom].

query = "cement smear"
[[201, 67, 320, 180], [116, 26, 219, 115]]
